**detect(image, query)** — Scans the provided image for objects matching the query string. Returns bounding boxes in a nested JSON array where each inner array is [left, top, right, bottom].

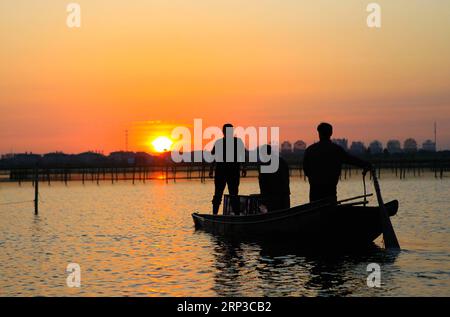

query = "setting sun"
[[151, 136, 173, 153]]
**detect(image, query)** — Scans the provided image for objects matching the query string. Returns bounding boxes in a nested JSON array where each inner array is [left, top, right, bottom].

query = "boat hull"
[[192, 200, 399, 247]]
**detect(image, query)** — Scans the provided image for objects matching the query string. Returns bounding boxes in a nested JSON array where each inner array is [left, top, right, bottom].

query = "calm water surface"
[[0, 174, 449, 296]]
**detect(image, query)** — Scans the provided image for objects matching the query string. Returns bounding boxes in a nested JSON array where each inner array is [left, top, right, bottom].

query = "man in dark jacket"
[[209, 124, 246, 215], [303, 123, 372, 202], [258, 144, 290, 212]]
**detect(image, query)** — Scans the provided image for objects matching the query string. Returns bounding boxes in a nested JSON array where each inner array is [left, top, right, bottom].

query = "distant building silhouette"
[[422, 140, 436, 152], [332, 138, 348, 151], [42, 152, 70, 166], [369, 140, 383, 154], [135, 152, 154, 165], [350, 141, 366, 155], [293, 140, 307, 154], [110, 151, 136, 165], [0, 153, 14, 160], [75, 151, 105, 165], [280, 141, 292, 154], [9, 153, 40, 166], [387, 140, 402, 154], [403, 138, 418, 153]]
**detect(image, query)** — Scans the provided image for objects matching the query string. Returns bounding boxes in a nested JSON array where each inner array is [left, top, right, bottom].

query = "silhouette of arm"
[[303, 149, 311, 177], [340, 148, 370, 169], [259, 173, 269, 194], [209, 145, 216, 176], [237, 138, 247, 175], [281, 159, 291, 194]]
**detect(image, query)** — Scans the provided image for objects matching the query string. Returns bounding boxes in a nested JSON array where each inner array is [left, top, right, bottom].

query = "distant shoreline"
[[0, 163, 447, 184]]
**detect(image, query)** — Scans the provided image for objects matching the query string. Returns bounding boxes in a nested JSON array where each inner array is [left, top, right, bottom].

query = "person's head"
[[222, 123, 234, 137], [317, 122, 333, 141]]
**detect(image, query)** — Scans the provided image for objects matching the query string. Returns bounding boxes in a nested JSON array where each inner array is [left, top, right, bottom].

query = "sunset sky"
[[1, 0, 449, 154]]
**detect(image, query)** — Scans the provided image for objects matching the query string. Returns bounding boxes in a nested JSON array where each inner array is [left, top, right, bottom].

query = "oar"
[[337, 193, 373, 205], [339, 201, 372, 207], [371, 169, 400, 249]]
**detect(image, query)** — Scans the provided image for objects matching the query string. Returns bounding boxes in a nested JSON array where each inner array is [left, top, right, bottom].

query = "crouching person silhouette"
[[258, 144, 290, 212]]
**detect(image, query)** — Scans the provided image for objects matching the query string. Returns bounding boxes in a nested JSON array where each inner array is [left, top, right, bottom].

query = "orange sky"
[[1, 0, 449, 154]]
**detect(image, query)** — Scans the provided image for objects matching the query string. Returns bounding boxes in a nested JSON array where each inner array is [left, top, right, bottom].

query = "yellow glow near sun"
[[151, 136, 173, 153]]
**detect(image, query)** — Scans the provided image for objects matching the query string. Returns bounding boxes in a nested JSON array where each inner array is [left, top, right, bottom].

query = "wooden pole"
[[371, 170, 400, 249], [165, 165, 168, 184], [34, 168, 39, 215], [173, 166, 176, 183]]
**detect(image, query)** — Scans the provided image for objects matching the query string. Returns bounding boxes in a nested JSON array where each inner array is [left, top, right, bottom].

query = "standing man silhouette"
[[303, 123, 372, 202], [209, 124, 247, 215]]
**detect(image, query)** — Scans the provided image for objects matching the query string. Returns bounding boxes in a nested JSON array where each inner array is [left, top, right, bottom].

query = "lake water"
[[0, 173, 449, 296]]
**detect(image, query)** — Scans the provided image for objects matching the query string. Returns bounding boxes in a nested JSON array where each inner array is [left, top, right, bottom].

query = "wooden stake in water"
[[34, 168, 39, 215]]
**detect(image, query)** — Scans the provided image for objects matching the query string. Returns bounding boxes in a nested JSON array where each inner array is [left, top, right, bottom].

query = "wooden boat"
[[192, 199, 399, 247]]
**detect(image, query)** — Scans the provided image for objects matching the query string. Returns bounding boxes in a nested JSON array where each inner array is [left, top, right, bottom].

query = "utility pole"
[[125, 130, 129, 152]]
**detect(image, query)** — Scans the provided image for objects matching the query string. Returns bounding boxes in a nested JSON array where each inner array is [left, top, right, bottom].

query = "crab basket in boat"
[[223, 194, 263, 215]]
